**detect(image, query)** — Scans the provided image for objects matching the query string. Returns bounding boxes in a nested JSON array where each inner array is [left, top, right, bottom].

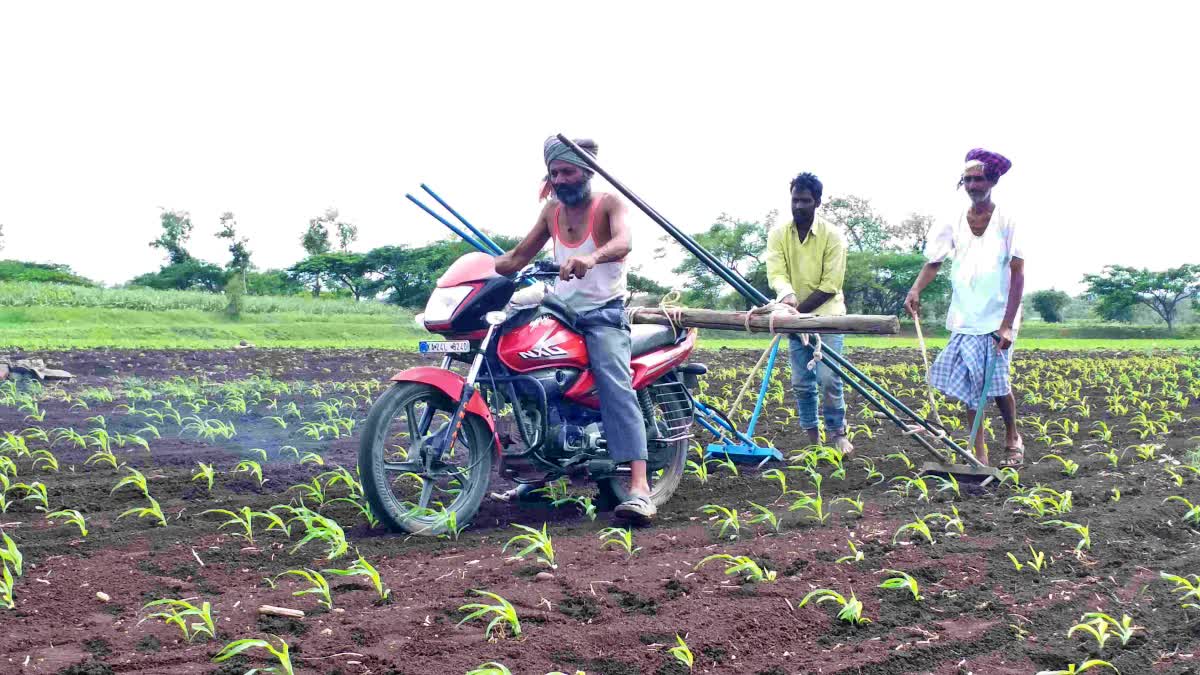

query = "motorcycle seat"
[[630, 324, 676, 356]]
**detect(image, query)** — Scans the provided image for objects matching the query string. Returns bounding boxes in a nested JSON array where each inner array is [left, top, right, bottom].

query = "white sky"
[[1, 1, 1196, 293]]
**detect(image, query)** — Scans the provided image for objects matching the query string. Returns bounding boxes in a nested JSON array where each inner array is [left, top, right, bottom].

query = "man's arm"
[[494, 207, 552, 276], [997, 257, 1024, 349], [560, 195, 632, 280], [792, 231, 846, 313], [903, 262, 942, 317], [764, 227, 796, 303]]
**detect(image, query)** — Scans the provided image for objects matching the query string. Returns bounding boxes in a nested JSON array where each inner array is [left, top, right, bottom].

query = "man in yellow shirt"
[[765, 172, 851, 453]]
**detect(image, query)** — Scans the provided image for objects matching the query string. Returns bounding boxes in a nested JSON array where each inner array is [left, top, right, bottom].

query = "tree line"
[[13, 202, 1192, 330]]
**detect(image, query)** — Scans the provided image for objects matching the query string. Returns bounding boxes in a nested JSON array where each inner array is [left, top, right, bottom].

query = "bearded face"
[[553, 178, 592, 207]]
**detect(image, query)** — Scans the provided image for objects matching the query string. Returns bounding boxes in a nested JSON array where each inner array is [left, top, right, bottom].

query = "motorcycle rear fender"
[[390, 366, 500, 456]]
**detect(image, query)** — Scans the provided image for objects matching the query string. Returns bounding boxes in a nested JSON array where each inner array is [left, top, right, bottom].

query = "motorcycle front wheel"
[[359, 382, 494, 535]]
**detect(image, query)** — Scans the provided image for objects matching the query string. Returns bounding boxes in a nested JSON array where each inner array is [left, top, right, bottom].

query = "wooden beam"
[[627, 308, 899, 335]]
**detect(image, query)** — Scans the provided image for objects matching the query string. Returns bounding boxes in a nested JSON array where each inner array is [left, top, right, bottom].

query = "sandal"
[[614, 494, 657, 524], [999, 439, 1025, 468]]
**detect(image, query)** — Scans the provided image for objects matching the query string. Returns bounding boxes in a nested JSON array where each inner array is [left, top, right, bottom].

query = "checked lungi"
[[928, 333, 1014, 409]]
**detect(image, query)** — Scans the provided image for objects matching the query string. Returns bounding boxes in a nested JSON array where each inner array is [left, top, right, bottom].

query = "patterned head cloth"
[[543, 136, 597, 170], [539, 137, 598, 200], [963, 148, 1012, 182]]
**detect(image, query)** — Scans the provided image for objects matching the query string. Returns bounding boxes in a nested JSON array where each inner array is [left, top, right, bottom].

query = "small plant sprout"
[[212, 634, 294, 675], [1164, 496, 1200, 525], [893, 514, 935, 546], [299, 451, 324, 466], [1078, 612, 1141, 646], [1068, 615, 1113, 650], [286, 507, 349, 560], [46, 509, 88, 537], [140, 598, 216, 642], [1091, 449, 1121, 469], [233, 460, 266, 488], [855, 457, 885, 484], [889, 475, 931, 502], [798, 588, 871, 625], [1041, 454, 1081, 477], [458, 590, 521, 639], [503, 523, 556, 568], [324, 553, 390, 603], [998, 466, 1021, 487], [836, 539, 864, 564], [111, 466, 150, 498], [30, 449, 59, 473], [878, 569, 923, 601], [695, 554, 776, 583], [0, 533, 23, 576], [1111, 488, 1121, 503], [834, 494, 865, 517], [1033, 659, 1120, 674], [930, 473, 961, 499], [192, 462, 215, 492], [761, 468, 791, 496], [746, 502, 781, 532], [886, 451, 915, 470], [14, 482, 48, 511], [1042, 520, 1092, 552], [699, 504, 743, 538], [0, 561, 14, 609], [118, 496, 168, 527], [201, 507, 288, 545], [667, 634, 694, 671], [926, 505, 965, 535], [1160, 572, 1200, 609], [274, 568, 333, 610], [598, 526, 640, 557]]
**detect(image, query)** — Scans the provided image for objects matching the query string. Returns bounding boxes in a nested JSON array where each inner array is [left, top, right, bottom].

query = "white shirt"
[[926, 205, 1024, 335]]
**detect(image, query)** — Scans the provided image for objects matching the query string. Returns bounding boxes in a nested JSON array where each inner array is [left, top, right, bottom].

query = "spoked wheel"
[[596, 377, 691, 511], [359, 382, 494, 535]]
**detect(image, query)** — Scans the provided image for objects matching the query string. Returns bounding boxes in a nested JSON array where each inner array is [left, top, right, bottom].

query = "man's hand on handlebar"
[[559, 254, 596, 281]]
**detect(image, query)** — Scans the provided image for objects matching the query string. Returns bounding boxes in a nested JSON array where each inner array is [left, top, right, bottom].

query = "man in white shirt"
[[904, 149, 1025, 467]]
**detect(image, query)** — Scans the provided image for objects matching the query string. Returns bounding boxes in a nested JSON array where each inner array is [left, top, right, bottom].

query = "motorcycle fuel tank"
[[497, 315, 589, 372]]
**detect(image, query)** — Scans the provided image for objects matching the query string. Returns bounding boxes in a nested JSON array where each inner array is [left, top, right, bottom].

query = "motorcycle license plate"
[[419, 340, 470, 355]]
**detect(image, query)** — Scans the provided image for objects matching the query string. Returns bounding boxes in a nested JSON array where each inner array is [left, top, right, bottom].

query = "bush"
[[0, 260, 95, 286], [1030, 289, 1071, 323], [127, 260, 224, 292]]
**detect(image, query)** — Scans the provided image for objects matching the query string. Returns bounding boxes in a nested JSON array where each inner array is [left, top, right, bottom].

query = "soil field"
[[0, 347, 1199, 675]]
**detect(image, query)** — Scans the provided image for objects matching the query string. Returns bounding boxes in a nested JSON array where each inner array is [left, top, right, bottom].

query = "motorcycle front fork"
[[429, 324, 498, 463]]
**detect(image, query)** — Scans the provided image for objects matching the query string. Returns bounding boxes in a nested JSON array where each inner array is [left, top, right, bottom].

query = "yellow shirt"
[[765, 216, 847, 317]]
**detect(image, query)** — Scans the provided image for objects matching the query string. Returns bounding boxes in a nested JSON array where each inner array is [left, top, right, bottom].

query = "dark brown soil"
[[0, 347, 1197, 674]]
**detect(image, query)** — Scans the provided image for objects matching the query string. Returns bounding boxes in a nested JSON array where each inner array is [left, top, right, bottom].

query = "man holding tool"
[[492, 136, 656, 522], [765, 172, 853, 454], [904, 149, 1025, 467]]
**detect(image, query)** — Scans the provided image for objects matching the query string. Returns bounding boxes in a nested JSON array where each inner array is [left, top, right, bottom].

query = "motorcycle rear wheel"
[[596, 379, 690, 511]]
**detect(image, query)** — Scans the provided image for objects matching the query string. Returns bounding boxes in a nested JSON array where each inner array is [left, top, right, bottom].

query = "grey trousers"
[[576, 300, 648, 463]]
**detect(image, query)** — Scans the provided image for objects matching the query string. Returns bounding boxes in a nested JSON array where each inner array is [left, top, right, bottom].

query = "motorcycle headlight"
[[423, 285, 473, 324]]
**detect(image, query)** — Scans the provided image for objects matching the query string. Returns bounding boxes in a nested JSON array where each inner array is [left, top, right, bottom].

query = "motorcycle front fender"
[[390, 366, 500, 456]]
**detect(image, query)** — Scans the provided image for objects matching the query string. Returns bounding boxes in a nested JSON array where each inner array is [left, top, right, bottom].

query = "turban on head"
[[544, 136, 597, 170], [963, 148, 1012, 182], [539, 136, 598, 200]]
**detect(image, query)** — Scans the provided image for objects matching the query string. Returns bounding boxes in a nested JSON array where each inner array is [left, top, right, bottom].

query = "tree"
[[149, 209, 195, 264], [0, 260, 94, 286], [300, 209, 341, 296], [1030, 289, 1071, 323], [820, 195, 891, 252], [628, 270, 670, 298], [363, 235, 522, 308], [290, 252, 373, 301], [1083, 264, 1200, 332], [127, 259, 224, 292], [843, 251, 951, 317], [894, 213, 936, 254], [336, 221, 359, 252], [667, 212, 774, 309], [246, 269, 305, 296], [216, 212, 252, 317]]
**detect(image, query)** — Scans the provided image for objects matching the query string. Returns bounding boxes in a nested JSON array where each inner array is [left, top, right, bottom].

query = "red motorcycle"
[[358, 252, 704, 535]]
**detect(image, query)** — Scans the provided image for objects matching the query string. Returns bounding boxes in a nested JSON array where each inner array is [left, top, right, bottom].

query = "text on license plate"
[[419, 341, 470, 354]]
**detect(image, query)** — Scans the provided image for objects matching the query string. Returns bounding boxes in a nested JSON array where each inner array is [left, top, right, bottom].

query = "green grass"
[[0, 306, 425, 349], [703, 336, 1200, 352]]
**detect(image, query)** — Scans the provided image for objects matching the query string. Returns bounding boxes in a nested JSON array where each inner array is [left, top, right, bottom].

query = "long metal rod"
[[554, 133, 987, 470], [555, 135, 767, 304], [405, 193, 489, 252], [420, 184, 504, 255]]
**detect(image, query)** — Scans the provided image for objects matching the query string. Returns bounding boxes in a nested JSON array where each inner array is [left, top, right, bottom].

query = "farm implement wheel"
[[359, 382, 494, 535]]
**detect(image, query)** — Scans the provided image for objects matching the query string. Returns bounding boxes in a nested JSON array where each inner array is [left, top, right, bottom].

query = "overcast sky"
[[1, 1, 1196, 293]]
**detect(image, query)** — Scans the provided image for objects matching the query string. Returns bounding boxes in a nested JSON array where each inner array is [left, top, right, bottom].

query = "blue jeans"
[[788, 333, 846, 434], [576, 300, 647, 463]]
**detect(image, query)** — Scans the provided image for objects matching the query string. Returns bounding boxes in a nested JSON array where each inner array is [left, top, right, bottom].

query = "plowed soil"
[[0, 346, 1198, 675]]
